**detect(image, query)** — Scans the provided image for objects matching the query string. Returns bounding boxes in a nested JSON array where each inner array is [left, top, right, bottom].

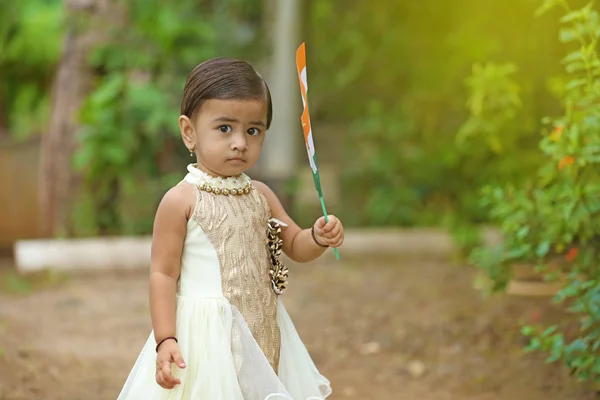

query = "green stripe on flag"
[[310, 155, 340, 260]]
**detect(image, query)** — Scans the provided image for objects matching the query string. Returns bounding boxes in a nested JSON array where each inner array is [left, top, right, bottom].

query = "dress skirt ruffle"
[[117, 296, 331, 400]]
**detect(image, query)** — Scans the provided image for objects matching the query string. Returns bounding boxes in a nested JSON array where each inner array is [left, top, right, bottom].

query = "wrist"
[[310, 225, 329, 248], [155, 336, 178, 353]]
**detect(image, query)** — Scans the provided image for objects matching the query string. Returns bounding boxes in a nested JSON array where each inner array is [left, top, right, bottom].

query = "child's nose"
[[231, 134, 248, 151]]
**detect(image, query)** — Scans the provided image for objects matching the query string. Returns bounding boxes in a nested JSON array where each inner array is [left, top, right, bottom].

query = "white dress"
[[117, 164, 332, 400]]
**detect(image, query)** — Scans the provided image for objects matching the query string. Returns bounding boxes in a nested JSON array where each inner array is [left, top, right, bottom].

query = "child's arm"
[[149, 184, 193, 388], [253, 180, 344, 263]]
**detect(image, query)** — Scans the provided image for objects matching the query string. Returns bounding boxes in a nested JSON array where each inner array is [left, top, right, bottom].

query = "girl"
[[117, 57, 344, 399]]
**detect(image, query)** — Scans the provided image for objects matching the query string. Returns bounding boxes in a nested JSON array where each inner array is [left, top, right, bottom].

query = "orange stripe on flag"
[[295, 43, 311, 146]]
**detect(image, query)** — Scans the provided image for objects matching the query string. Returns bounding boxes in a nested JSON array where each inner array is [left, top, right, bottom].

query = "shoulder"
[[251, 179, 288, 217], [252, 180, 273, 196], [252, 180, 278, 203], [157, 181, 195, 220], [251, 180, 301, 241]]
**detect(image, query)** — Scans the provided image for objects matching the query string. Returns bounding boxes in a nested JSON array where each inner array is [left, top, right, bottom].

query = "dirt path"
[[0, 254, 596, 400]]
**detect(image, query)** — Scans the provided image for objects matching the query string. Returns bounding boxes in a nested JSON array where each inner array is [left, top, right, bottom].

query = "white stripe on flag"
[[300, 67, 308, 107]]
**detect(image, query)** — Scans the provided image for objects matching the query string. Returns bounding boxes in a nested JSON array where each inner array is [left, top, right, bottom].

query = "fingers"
[[155, 342, 186, 389], [156, 361, 180, 389], [317, 215, 339, 233], [172, 350, 186, 369], [321, 216, 336, 233], [314, 216, 326, 229], [324, 231, 344, 248], [155, 348, 186, 390], [324, 224, 341, 238], [314, 215, 344, 248]]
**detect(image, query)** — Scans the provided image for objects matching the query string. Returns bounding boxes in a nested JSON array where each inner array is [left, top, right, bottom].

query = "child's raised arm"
[[149, 184, 193, 388], [253, 180, 344, 263]]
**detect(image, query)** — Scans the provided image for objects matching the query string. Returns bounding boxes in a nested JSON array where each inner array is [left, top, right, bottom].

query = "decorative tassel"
[[267, 219, 288, 295]]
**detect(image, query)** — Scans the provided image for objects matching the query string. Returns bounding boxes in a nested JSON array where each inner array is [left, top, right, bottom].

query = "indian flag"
[[296, 43, 322, 196], [295, 42, 340, 260]]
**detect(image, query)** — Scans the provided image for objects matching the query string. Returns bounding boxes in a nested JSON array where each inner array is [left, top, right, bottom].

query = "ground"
[[0, 253, 596, 400]]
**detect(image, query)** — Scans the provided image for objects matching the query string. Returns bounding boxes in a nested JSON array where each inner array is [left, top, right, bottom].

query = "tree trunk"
[[39, 0, 110, 237], [259, 0, 302, 213]]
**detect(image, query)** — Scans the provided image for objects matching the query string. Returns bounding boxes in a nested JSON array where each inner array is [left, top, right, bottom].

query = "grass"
[[0, 269, 68, 295]]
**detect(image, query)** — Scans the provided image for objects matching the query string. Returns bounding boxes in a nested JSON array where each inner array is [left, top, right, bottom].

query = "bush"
[[0, 1, 63, 138], [73, 0, 264, 235], [310, 0, 558, 230], [470, 0, 600, 384]]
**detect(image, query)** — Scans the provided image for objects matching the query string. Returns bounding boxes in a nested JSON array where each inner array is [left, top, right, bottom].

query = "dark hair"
[[180, 57, 273, 129]]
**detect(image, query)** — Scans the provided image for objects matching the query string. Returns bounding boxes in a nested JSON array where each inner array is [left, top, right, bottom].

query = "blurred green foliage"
[[467, 0, 600, 384], [74, 0, 217, 235], [0, 0, 581, 237], [73, 0, 264, 235], [309, 0, 564, 231], [0, 0, 63, 138]]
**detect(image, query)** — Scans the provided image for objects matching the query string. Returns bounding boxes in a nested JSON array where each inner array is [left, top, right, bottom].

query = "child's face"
[[179, 98, 268, 177]]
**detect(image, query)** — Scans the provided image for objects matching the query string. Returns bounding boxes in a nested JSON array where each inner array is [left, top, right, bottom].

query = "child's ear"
[[179, 115, 196, 149]]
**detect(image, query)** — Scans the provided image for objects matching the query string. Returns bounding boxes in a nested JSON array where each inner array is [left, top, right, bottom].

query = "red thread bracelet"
[[311, 226, 329, 248], [155, 336, 178, 353]]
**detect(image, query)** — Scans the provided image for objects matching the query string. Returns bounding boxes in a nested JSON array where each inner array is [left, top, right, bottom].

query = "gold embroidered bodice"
[[191, 185, 280, 370]]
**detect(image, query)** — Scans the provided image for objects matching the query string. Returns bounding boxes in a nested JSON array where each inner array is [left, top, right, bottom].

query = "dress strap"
[[189, 184, 202, 223]]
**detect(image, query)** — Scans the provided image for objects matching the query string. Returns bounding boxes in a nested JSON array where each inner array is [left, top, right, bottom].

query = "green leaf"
[[593, 357, 600, 373], [563, 200, 577, 219], [537, 241, 551, 257], [552, 334, 565, 359], [73, 143, 94, 171], [89, 74, 126, 106], [507, 244, 531, 260], [582, 2, 596, 17], [535, 0, 561, 16], [516, 225, 530, 239], [561, 9, 585, 23], [104, 146, 129, 165], [557, 284, 579, 301], [547, 353, 562, 363], [578, 369, 590, 381], [522, 325, 535, 336], [527, 337, 542, 351], [567, 338, 588, 353], [543, 325, 559, 336], [560, 27, 579, 43], [566, 79, 588, 90], [566, 61, 586, 73], [564, 50, 584, 63]]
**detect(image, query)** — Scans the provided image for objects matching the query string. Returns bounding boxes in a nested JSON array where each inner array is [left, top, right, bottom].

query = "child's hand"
[[155, 339, 186, 389], [313, 215, 344, 248]]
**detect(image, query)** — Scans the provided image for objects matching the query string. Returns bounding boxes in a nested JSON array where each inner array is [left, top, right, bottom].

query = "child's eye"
[[247, 128, 261, 136], [218, 125, 232, 133]]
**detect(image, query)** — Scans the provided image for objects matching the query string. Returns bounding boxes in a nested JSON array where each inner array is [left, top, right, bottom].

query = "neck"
[[192, 162, 240, 179], [185, 163, 252, 192]]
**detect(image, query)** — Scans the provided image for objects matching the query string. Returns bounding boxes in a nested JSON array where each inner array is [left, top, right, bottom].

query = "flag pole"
[[295, 42, 340, 260]]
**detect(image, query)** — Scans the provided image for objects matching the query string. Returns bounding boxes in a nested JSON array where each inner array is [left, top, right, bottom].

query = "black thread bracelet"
[[155, 336, 178, 353], [311, 226, 329, 248]]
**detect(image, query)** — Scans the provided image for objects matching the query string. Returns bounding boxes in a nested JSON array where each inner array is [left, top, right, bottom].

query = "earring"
[[189, 146, 195, 157]]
